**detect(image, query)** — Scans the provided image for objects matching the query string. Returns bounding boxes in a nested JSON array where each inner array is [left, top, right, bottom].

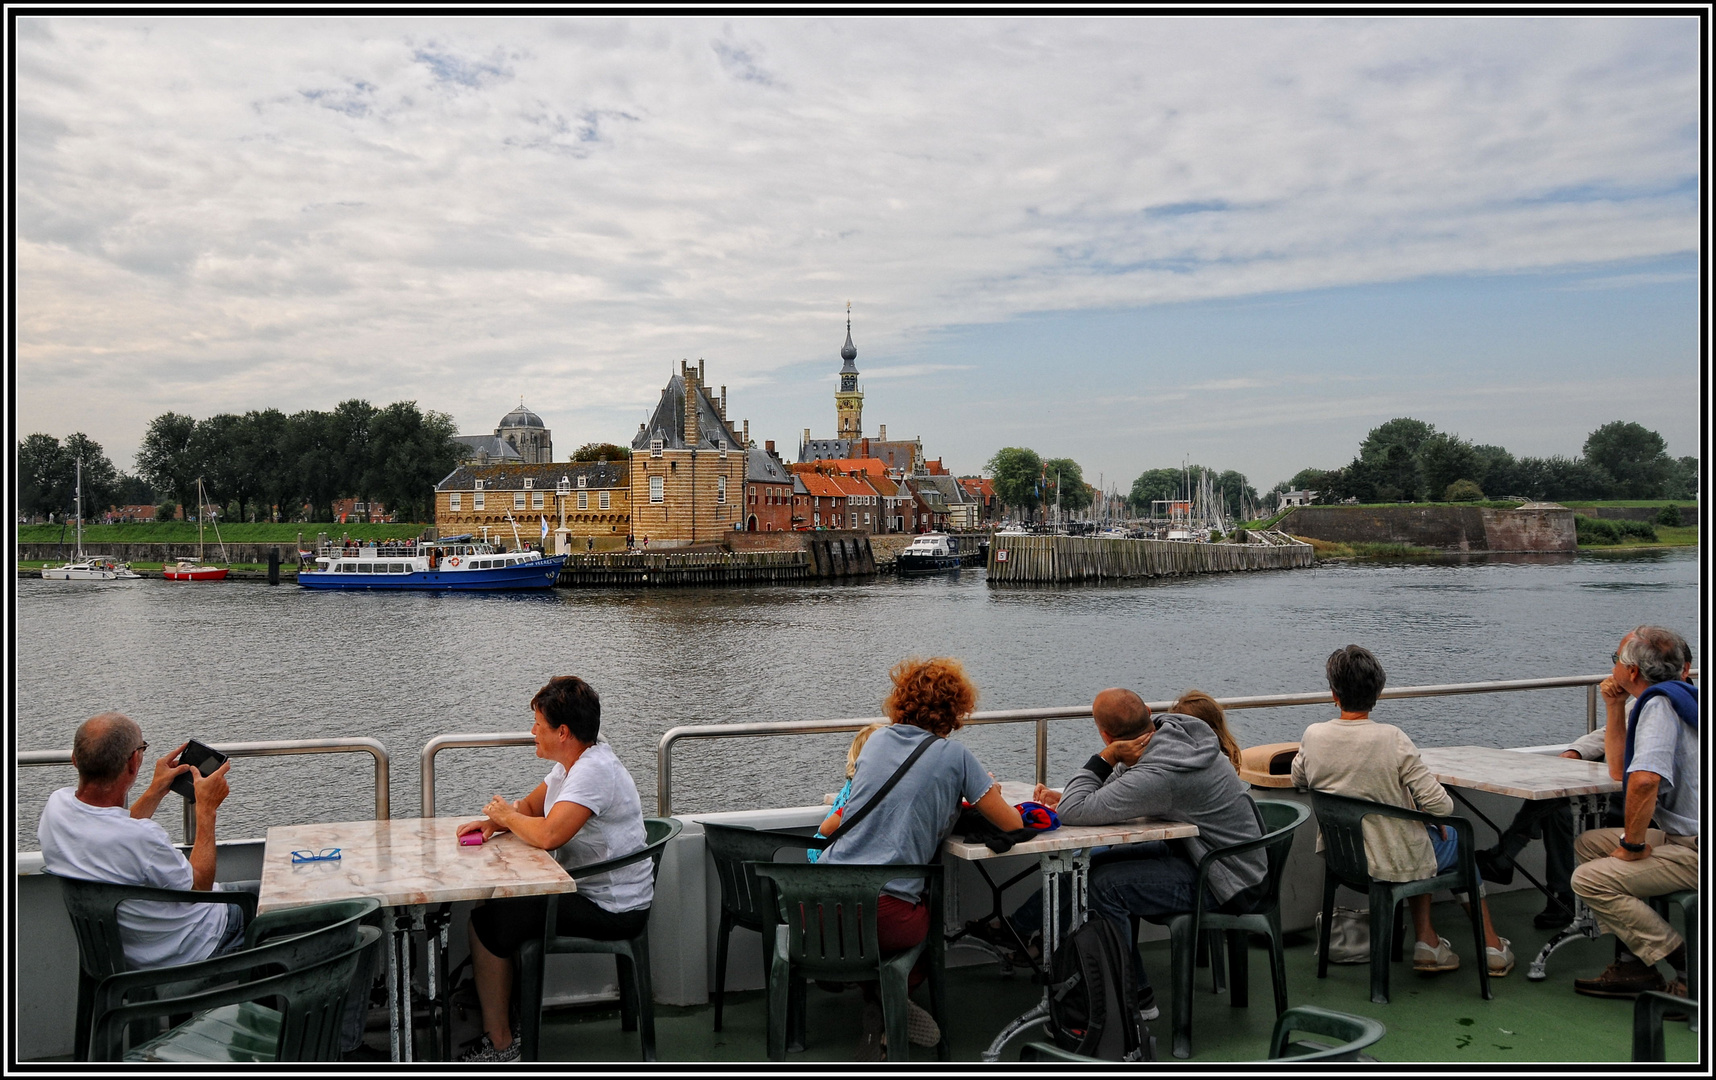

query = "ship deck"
[[521, 888, 1697, 1064]]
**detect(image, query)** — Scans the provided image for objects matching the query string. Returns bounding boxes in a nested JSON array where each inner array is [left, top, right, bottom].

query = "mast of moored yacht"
[[74, 457, 84, 561]]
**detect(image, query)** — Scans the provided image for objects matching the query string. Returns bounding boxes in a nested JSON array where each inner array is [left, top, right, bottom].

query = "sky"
[[11, 15, 1706, 494]]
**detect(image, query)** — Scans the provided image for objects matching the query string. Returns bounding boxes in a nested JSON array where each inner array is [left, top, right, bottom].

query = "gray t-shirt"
[[1629, 695, 1699, 838], [818, 724, 991, 902]]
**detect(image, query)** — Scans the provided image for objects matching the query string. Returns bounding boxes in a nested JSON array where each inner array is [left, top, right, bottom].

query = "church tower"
[[834, 303, 863, 442]]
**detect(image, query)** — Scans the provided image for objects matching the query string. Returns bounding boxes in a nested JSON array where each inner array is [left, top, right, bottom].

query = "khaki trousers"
[[1571, 827, 1698, 965]]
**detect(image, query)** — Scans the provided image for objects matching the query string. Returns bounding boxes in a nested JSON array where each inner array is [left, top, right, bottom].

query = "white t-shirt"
[[36, 787, 229, 968], [542, 743, 653, 913]]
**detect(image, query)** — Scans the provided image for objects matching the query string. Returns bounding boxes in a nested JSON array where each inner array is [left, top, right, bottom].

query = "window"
[[865, 513, 871, 525], [650, 476, 664, 503], [813, 512, 821, 526], [514, 492, 526, 510], [354, 501, 367, 512], [450, 493, 462, 511], [599, 491, 610, 510], [523, 478, 533, 489], [531, 491, 544, 509], [651, 438, 664, 458], [578, 475, 587, 488], [474, 479, 484, 490], [578, 491, 588, 511], [717, 476, 726, 504], [718, 439, 727, 457], [474, 492, 485, 510]]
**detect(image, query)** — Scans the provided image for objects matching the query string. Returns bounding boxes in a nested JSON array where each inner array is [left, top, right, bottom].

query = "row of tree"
[[18, 400, 463, 525], [985, 448, 1094, 517], [1128, 467, 1260, 521], [1280, 419, 1697, 505]]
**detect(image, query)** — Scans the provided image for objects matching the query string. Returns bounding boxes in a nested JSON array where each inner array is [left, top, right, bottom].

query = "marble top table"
[[942, 781, 1199, 861], [257, 816, 574, 914], [1419, 746, 1622, 801]]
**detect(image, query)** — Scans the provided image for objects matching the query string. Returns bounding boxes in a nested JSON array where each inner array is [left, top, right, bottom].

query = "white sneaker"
[[1487, 937, 1515, 977], [459, 1034, 521, 1063], [906, 1000, 941, 1046], [1413, 936, 1460, 972]]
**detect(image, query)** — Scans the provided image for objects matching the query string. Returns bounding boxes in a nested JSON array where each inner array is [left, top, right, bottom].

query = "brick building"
[[743, 442, 796, 532], [333, 497, 391, 524], [435, 460, 630, 542], [793, 470, 850, 529], [629, 360, 747, 546]]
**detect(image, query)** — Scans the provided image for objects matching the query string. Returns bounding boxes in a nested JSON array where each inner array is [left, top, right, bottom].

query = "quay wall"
[[18, 542, 304, 563], [986, 534, 1312, 584], [1572, 504, 1697, 523], [1277, 505, 1576, 552]]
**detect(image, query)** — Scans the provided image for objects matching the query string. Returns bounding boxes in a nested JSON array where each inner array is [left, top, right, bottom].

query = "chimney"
[[803, 427, 811, 450], [765, 439, 775, 454], [743, 419, 750, 446], [720, 386, 727, 418], [698, 358, 705, 385], [879, 424, 887, 441], [684, 376, 699, 446]]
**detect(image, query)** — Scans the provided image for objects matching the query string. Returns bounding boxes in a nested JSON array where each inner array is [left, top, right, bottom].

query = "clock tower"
[[835, 303, 863, 442]]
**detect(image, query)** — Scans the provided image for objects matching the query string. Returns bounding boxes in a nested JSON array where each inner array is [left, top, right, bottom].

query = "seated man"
[[1570, 625, 1698, 999], [1474, 728, 1604, 931], [1292, 645, 1513, 976], [990, 688, 1268, 1021]]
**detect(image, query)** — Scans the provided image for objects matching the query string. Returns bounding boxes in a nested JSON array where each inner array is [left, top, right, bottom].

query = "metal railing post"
[[1035, 718, 1049, 787], [420, 733, 535, 818], [1588, 683, 1600, 734]]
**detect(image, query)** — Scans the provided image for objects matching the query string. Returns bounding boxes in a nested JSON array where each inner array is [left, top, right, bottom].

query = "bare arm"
[[1601, 677, 1629, 781], [458, 781, 550, 839], [1611, 771, 1661, 861], [130, 743, 193, 822], [482, 796, 592, 852], [973, 784, 1024, 832], [187, 761, 231, 891], [817, 810, 843, 836]]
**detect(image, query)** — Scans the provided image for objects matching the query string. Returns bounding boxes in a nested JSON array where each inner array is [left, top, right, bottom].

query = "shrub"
[[1576, 515, 1658, 545], [1657, 504, 1683, 527], [1444, 479, 1485, 502], [155, 502, 177, 522]]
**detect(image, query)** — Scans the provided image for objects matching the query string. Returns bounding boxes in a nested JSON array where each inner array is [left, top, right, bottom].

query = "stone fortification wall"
[[1573, 505, 1697, 523], [724, 529, 875, 576], [1278, 505, 1575, 552]]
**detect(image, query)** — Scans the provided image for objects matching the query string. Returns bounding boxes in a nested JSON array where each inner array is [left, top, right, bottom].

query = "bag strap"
[[828, 732, 940, 843]]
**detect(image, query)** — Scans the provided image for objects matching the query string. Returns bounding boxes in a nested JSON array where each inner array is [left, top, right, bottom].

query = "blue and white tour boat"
[[297, 534, 566, 591]]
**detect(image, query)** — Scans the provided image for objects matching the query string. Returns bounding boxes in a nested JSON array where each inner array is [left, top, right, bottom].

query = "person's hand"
[[1599, 676, 1628, 704], [148, 742, 193, 794], [1101, 731, 1152, 768], [191, 759, 230, 811], [482, 795, 518, 829], [1032, 783, 1062, 809], [1611, 842, 1653, 862], [1560, 750, 1582, 760], [457, 818, 499, 841]]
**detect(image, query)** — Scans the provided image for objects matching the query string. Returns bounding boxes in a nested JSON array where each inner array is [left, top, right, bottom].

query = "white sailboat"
[[40, 459, 140, 580]]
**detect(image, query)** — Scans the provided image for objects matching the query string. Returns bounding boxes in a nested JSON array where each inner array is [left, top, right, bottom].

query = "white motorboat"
[[40, 459, 140, 581]]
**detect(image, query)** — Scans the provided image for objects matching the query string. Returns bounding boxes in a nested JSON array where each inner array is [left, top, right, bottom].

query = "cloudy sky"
[[13, 15, 1704, 492]]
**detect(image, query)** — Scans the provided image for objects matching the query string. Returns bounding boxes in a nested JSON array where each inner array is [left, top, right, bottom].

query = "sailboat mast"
[[75, 457, 84, 560]]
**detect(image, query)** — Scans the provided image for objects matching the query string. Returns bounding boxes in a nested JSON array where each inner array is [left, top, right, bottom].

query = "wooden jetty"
[[557, 549, 812, 586], [986, 532, 1313, 584]]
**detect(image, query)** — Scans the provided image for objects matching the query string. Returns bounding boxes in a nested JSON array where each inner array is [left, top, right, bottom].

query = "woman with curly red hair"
[[817, 657, 1023, 1058]]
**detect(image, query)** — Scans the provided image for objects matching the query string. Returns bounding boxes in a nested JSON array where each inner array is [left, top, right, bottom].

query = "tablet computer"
[[170, 740, 229, 802]]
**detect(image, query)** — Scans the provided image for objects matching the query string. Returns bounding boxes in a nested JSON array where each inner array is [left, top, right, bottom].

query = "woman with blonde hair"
[[1172, 690, 1243, 771], [818, 657, 1023, 1058]]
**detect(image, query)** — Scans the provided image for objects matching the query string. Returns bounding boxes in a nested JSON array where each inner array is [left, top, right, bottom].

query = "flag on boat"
[[540, 516, 549, 539]]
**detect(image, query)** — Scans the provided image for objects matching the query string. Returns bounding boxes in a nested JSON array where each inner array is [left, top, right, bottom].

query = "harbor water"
[[15, 548, 1700, 847]]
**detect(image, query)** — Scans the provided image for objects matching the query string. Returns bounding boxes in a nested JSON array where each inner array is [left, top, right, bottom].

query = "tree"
[[1214, 469, 1259, 520], [1444, 479, 1485, 502], [284, 409, 338, 522], [986, 447, 1042, 518], [1128, 468, 1187, 514], [1661, 456, 1698, 501], [1417, 431, 1481, 500], [17, 434, 67, 520], [1041, 457, 1092, 514], [571, 442, 630, 462], [1582, 421, 1671, 498], [192, 413, 249, 522], [238, 409, 290, 521], [1358, 417, 1436, 464], [1469, 444, 1519, 496], [329, 399, 378, 508], [114, 473, 155, 507], [367, 402, 462, 522], [1513, 455, 1611, 501], [61, 434, 119, 520], [135, 412, 203, 517]]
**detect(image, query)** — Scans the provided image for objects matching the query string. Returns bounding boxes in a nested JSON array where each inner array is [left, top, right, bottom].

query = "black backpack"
[[1045, 916, 1156, 1061]]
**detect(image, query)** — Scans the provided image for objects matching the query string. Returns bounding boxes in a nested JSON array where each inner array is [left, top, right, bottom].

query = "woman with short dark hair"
[[456, 676, 652, 1062]]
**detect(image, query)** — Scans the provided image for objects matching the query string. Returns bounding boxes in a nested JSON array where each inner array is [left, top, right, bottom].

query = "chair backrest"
[[245, 897, 379, 951], [1632, 990, 1697, 1062], [93, 925, 381, 1062], [558, 817, 684, 883], [1268, 1004, 1387, 1061], [48, 871, 259, 979], [751, 863, 941, 981], [703, 823, 827, 930], [1249, 799, 1312, 902], [1308, 791, 1390, 885]]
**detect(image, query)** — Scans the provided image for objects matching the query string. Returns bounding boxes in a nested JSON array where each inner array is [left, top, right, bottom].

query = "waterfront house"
[[914, 474, 978, 530], [435, 460, 630, 543], [743, 442, 796, 532], [793, 470, 851, 529], [629, 361, 747, 546], [333, 497, 391, 524], [903, 476, 951, 532], [957, 477, 998, 523]]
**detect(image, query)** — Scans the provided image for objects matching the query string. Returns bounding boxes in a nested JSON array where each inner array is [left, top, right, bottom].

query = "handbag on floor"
[[1315, 906, 1371, 963]]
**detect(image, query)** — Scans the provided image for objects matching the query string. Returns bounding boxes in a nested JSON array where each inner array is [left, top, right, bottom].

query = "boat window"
[[391, 563, 405, 573]]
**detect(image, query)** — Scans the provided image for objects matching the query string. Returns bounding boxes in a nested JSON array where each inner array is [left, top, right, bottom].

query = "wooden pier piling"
[[985, 533, 1312, 584]]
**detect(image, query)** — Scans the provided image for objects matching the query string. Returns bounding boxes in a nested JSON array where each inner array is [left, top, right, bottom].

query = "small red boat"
[[163, 560, 229, 581]]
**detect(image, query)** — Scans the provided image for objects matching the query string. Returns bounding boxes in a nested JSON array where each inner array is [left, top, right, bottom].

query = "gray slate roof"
[[799, 438, 854, 462], [437, 460, 629, 491], [747, 447, 793, 485], [631, 373, 743, 452], [453, 434, 524, 462]]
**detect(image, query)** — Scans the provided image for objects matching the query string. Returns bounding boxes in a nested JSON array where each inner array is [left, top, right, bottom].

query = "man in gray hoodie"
[[1036, 688, 1268, 1007]]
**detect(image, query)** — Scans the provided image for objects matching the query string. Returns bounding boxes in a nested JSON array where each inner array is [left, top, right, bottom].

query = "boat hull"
[[298, 555, 567, 591], [895, 554, 965, 576], [40, 567, 120, 581], [164, 567, 230, 581]]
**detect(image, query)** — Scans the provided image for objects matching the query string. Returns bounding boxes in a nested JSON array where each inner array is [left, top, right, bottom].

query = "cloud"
[[11, 15, 1700, 474]]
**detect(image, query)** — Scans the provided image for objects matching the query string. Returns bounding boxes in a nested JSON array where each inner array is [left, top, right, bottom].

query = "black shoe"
[[1534, 895, 1576, 930], [1474, 847, 1515, 886], [964, 918, 1027, 964], [1136, 987, 1159, 1022]]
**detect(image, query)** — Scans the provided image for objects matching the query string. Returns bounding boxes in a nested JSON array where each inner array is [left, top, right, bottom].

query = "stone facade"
[[435, 460, 630, 540], [629, 360, 748, 547]]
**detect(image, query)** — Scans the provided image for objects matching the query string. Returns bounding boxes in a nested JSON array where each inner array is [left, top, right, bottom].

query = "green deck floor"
[[533, 888, 1700, 1064]]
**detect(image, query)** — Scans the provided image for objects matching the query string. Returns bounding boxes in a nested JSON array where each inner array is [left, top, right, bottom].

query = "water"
[[14, 549, 1700, 847]]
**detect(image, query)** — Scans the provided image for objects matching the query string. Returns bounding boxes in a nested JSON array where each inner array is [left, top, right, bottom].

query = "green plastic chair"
[[1650, 890, 1698, 999], [702, 822, 828, 1034], [1310, 791, 1492, 1005], [1161, 797, 1310, 1058], [1633, 989, 1698, 1061], [1268, 1004, 1388, 1060], [751, 862, 949, 1062], [1018, 1004, 1384, 1063], [48, 871, 260, 1061], [85, 899, 380, 1062], [515, 817, 684, 1062]]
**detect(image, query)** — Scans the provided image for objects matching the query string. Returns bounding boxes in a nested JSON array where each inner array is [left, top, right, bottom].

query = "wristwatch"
[[1619, 837, 1648, 853]]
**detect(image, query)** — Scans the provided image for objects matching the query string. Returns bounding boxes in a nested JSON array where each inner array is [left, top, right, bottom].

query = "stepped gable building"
[[453, 401, 553, 465], [435, 460, 630, 540], [630, 359, 747, 546]]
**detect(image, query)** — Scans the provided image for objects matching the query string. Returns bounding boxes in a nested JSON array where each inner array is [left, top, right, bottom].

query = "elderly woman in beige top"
[[1293, 645, 1511, 976]]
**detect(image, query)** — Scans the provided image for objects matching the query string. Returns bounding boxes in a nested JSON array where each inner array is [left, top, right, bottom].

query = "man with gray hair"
[[37, 712, 238, 968], [1570, 626, 1699, 999]]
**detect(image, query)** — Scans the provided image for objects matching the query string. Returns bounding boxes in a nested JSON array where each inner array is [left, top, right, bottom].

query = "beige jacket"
[[1291, 717, 1454, 882]]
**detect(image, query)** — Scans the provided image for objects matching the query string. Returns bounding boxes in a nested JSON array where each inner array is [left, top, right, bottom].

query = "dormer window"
[[474, 479, 484, 490], [650, 438, 664, 458], [578, 475, 587, 488], [523, 478, 533, 489]]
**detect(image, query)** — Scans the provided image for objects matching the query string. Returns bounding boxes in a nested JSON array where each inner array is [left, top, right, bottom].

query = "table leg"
[[386, 924, 401, 1061], [982, 850, 1091, 1062], [1527, 794, 1606, 982], [398, 915, 415, 1062]]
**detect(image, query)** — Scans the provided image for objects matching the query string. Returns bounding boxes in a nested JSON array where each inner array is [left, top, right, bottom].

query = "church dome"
[[499, 404, 545, 429]]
